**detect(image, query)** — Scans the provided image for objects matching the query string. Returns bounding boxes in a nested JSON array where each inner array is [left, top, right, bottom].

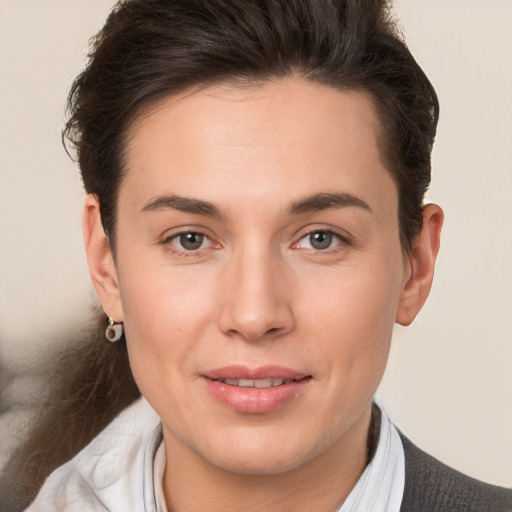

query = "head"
[[74, 0, 442, 478]]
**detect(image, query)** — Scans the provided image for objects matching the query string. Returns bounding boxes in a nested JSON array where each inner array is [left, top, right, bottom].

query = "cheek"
[[119, 254, 219, 331], [299, 255, 403, 380], [116, 262, 218, 394]]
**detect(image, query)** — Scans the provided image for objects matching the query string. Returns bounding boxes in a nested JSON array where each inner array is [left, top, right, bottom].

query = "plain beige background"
[[0, 0, 511, 486]]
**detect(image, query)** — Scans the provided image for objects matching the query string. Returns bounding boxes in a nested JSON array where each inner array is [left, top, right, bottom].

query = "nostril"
[[226, 325, 283, 342]]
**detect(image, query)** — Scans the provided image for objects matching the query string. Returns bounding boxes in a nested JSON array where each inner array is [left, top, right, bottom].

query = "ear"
[[396, 204, 444, 326], [82, 194, 124, 322]]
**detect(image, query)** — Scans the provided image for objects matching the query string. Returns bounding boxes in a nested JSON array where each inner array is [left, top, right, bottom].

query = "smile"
[[203, 367, 312, 413], [214, 378, 295, 388]]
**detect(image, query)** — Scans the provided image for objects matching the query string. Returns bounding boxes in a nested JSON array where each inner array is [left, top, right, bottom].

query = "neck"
[[162, 406, 373, 512]]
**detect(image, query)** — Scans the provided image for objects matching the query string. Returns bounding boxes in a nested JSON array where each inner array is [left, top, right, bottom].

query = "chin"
[[209, 448, 311, 476], [195, 427, 325, 476]]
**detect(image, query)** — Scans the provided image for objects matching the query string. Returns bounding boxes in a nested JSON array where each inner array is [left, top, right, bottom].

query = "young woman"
[[2, 1, 511, 511]]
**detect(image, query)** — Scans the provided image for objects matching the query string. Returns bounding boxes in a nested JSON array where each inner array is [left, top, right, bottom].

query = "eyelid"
[[160, 224, 216, 242]]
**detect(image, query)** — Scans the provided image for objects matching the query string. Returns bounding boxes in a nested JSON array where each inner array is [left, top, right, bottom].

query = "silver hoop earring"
[[105, 317, 124, 342]]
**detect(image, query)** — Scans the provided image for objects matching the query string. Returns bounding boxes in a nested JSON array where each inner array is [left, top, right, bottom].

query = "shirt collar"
[[335, 405, 405, 512]]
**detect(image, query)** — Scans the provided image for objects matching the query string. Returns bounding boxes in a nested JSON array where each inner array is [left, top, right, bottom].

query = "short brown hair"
[[65, 0, 438, 252]]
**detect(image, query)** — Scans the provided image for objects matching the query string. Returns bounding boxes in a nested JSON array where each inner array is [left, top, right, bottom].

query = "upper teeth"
[[218, 378, 290, 388]]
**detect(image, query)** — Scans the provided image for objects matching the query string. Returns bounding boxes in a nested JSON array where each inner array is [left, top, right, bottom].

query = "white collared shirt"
[[26, 398, 404, 512], [335, 408, 405, 512]]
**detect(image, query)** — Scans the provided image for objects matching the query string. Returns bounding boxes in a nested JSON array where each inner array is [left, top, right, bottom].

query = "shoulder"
[[25, 398, 161, 512], [399, 432, 512, 512]]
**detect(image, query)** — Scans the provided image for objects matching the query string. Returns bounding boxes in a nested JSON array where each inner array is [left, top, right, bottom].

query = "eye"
[[168, 232, 209, 251], [295, 230, 343, 251]]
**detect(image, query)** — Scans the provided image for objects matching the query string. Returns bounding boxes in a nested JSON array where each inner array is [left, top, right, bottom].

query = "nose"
[[217, 246, 295, 342]]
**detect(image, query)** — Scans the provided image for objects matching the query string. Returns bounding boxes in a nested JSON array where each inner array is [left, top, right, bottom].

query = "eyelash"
[[162, 228, 350, 258]]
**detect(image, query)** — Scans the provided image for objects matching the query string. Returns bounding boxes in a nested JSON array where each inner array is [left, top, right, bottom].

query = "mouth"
[[202, 366, 312, 413], [213, 378, 298, 388]]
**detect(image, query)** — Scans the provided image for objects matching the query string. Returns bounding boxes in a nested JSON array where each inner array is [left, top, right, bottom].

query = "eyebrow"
[[141, 191, 371, 217], [141, 194, 221, 217], [286, 192, 372, 215]]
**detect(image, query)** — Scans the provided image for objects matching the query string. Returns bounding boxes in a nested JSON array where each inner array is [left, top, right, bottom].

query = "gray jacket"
[[400, 433, 512, 512]]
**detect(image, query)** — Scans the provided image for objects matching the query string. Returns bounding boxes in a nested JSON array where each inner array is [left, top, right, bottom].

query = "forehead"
[[121, 78, 397, 218]]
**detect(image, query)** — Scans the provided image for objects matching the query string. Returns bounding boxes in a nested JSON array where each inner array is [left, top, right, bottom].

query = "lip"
[[202, 365, 312, 414], [204, 365, 308, 381]]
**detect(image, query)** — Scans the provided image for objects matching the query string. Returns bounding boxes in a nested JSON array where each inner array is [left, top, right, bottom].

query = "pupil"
[[180, 233, 204, 250], [310, 231, 332, 250]]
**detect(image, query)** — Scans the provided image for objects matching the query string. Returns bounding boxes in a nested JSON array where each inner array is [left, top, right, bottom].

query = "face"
[[93, 79, 416, 475]]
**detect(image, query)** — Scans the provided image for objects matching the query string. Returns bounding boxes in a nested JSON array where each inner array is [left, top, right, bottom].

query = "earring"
[[105, 317, 124, 342]]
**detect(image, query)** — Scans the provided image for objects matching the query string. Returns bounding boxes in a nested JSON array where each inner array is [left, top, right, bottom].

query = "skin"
[[83, 78, 443, 511]]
